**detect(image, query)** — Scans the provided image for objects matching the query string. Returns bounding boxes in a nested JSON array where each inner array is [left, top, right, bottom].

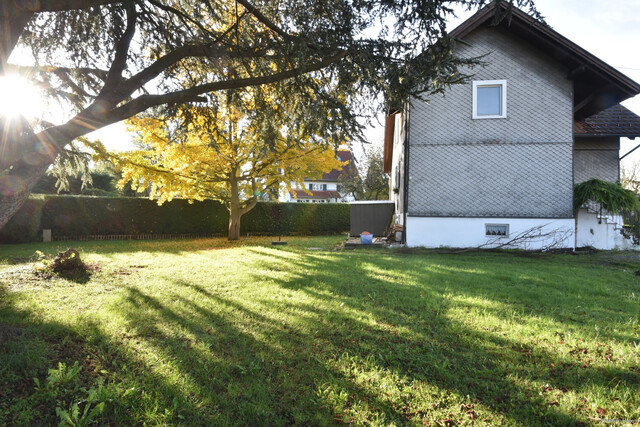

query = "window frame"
[[472, 80, 507, 119], [485, 223, 509, 238]]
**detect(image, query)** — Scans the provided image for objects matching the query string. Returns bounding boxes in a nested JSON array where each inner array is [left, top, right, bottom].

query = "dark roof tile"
[[574, 104, 640, 137]]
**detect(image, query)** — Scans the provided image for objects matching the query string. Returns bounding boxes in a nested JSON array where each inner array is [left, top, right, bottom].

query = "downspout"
[[572, 82, 577, 251], [402, 102, 411, 245]]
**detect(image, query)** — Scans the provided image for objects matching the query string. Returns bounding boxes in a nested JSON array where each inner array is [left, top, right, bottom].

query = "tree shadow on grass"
[[118, 283, 407, 424], [1, 246, 638, 425], [240, 247, 640, 423], [119, 276, 579, 425]]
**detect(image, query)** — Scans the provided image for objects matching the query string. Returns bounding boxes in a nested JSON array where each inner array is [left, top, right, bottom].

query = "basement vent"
[[486, 224, 508, 237]]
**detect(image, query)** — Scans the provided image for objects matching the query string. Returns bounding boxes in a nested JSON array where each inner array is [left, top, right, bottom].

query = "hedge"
[[243, 202, 350, 235], [0, 195, 46, 243], [40, 196, 229, 236], [0, 195, 349, 243]]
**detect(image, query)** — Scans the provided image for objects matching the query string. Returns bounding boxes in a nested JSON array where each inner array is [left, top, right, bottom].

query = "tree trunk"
[[228, 205, 241, 241], [227, 172, 259, 241], [0, 161, 50, 230], [228, 173, 241, 240], [0, 4, 32, 73], [0, 122, 65, 231]]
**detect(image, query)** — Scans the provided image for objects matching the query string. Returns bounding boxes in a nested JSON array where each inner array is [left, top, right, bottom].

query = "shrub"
[[574, 179, 640, 215]]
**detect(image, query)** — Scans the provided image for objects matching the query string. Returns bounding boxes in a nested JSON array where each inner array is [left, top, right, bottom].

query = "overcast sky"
[[94, 1, 640, 164]]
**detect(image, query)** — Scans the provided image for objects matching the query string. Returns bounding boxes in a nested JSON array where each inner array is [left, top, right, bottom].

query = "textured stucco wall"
[[574, 137, 620, 184], [409, 142, 573, 217], [408, 26, 574, 218]]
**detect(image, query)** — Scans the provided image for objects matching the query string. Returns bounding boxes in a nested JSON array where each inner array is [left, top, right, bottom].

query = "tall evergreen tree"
[[0, 0, 541, 229]]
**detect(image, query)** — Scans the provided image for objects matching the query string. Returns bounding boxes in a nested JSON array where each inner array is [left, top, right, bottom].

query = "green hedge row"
[[0, 195, 349, 243], [0, 195, 46, 244]]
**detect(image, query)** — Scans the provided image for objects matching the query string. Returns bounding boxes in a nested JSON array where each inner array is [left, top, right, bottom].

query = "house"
[[385, 2, 640, 250], [281, 150, 357, 203]]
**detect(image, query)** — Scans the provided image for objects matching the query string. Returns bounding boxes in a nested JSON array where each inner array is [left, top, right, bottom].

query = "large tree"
[[0, 0, 540, 230], [93, 88, 343, 240], [338, 148, 389, 200]]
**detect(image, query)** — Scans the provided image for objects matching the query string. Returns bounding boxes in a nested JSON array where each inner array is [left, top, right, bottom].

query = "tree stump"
[[51, 248, 86, 273]]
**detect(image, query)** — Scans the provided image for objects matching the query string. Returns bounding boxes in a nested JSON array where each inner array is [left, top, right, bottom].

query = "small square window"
[[486, 224, 508, 237], [473, 80, 507, 119]]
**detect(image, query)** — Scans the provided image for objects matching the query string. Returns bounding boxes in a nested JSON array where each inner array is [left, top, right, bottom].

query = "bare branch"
[[456, 225, 573, 252]]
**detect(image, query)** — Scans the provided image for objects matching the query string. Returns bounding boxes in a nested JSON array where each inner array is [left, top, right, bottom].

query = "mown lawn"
[[0, 236, 639, 425]]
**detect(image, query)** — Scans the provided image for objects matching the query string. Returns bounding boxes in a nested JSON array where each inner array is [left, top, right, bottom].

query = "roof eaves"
[[449, 2, 640, 98], [576, 133, 640, 138]]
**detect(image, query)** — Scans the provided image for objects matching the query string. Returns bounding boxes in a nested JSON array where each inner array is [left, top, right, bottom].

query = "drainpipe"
[[403, 103, 411, 245]]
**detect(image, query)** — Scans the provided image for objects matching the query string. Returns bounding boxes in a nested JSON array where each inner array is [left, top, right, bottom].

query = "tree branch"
[[0, 3, 33, 72], [97, 0, 136, 102], [108, 50, 347, 124], [144, 0, 217, 40], [235, 0, 290, 40], [239, 178, 258, 215], [24, 0, 124, 12], [122, 44, 272, 97]]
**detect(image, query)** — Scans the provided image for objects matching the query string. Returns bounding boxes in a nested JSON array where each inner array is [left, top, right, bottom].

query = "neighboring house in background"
[[281, 150, 356, 203], [385, 2, 640, 250]]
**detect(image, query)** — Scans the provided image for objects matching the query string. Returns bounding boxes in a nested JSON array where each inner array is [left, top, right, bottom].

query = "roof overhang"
[[450, 1, 640, 120], [383, 112, 397, 173], [574, 104, 640, 138]]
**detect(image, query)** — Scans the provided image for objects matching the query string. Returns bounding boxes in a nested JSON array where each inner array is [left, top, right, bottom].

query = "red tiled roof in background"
[[574, 104, 640, 137], [308, 150, 356, 182], [292, 189, 341, 199]]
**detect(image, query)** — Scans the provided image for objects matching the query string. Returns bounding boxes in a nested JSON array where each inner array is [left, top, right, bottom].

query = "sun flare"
[[0, 75, 45, 120]]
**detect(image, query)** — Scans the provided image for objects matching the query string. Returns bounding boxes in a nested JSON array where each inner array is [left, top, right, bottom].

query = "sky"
[[90, 0, 640, 167]]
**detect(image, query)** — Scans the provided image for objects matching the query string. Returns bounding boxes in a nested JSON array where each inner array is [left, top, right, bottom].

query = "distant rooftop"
[[292, 189, 341, 199], [309, 150, 355, 182]]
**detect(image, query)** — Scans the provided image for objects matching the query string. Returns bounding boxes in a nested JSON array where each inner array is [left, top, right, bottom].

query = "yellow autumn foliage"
[[92, 89, 345, 239]]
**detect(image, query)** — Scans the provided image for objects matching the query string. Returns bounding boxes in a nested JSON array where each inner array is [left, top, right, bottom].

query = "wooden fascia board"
[[383, 112, 398, 173]]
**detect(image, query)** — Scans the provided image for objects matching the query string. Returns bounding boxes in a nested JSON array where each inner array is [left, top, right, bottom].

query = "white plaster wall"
[[390, 111, 406, 225], [280, 181, 346, 202], [406, 217, 575, 249], [295, 181, 338, 191], [575, 208, 627, 250]]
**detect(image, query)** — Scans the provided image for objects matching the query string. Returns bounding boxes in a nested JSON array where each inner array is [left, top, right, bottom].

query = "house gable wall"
[[408, 26, 574, 218]]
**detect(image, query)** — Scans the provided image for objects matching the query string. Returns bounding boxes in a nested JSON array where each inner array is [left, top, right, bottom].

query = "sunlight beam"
[[0, 74, 44, 120]]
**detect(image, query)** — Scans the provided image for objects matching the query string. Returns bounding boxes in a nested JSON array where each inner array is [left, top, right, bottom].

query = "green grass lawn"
[[1, 236, 639, 425]]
